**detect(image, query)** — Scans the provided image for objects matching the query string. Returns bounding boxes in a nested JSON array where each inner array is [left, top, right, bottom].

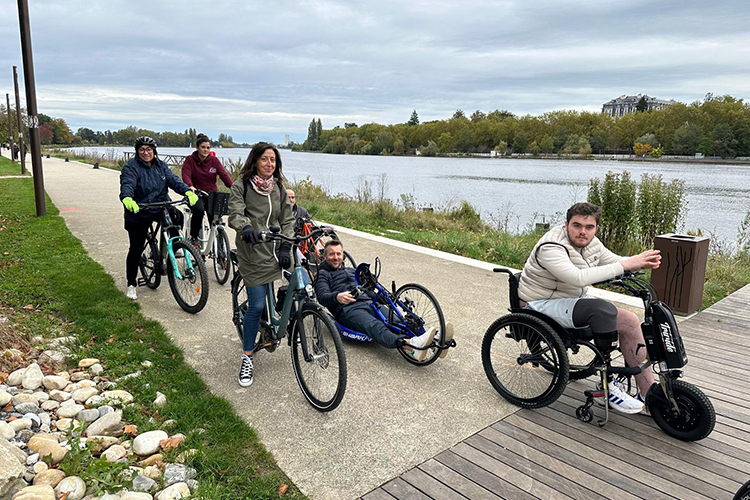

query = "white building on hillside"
[[602, 94, 675, 117]]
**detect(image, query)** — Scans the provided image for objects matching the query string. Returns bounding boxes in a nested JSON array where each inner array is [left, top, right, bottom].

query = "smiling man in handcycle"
[[315, 239, 438, 360], [518, 202, 661, 414]]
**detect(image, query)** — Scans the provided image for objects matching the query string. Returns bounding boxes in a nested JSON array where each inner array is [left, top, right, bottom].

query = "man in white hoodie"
[[518, 202, 661, 414]]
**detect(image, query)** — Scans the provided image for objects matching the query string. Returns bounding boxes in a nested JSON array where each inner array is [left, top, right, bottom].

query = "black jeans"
[[189, 197, 214, 239], [124, 219, 153, 287]]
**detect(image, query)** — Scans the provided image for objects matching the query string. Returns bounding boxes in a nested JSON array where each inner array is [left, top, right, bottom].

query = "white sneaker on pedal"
[[126, 286, 138, 300], [595, 378, 644, 414], [408, 327, 437, 362], [238, 354, 254, 387]]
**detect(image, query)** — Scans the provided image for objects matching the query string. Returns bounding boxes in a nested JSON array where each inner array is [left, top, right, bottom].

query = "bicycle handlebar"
[[137, 197, 191, 210], [256, 226, 330, 245]]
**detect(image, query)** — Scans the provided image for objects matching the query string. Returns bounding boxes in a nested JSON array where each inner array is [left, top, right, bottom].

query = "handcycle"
[[335, 257, 456, 365], [296, 218, 355, 281], [136, 196, 210, 314], [481, 268, 715, 441], [182, 189, 232, 284], [230, 226, 347, 412]]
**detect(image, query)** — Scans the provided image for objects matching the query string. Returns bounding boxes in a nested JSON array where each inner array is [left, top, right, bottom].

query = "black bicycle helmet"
[[134, 136, 158, 154]]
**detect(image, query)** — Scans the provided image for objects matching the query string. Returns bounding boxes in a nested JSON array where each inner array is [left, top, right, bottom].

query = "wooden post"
[[13, 66, 26, 174], [5, 93, 15, 163]]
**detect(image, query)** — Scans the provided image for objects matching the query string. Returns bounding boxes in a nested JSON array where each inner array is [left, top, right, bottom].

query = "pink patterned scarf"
[[251, 175, 275, 195]]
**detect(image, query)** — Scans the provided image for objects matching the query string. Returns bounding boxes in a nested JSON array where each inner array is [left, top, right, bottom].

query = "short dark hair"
[[324, 239, 343, 252], [566, 202, 601, 224], [240, 142, 283, 182]]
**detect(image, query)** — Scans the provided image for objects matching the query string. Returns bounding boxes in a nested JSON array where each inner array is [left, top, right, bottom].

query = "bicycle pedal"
[[137, 278, 146, 287]]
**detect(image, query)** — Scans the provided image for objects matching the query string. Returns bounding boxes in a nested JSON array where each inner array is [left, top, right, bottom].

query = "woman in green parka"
[[228, 142, 294, 387]]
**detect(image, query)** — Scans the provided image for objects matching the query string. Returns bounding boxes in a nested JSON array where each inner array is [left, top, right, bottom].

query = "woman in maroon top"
[[181, 134, 234, 243]]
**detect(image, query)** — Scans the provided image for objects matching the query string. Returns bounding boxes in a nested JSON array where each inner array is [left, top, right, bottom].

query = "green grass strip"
[[0, 178, 305, 499], [0, 154, 29, 176]]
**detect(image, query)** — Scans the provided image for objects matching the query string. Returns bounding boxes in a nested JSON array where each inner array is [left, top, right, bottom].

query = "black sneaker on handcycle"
[[482, 268, 715, 442], [335, 257, 456, 365]]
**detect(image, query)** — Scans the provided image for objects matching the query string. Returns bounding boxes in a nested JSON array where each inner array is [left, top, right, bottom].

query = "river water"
[[67, 146, 750, 244]]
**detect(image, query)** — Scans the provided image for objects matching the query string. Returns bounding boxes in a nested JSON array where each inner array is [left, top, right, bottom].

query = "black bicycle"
[[182, 189, 232, 285], [230, 226, 347, 411], [137, 196, 210, 314], [482, 269, 715, 442]]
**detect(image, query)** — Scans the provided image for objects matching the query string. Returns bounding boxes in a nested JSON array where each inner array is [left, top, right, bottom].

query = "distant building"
[[284, 134, 290, 146], [602, 94, 675, 117]]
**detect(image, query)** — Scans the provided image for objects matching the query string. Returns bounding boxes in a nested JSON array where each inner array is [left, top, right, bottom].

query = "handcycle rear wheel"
[[646, 380, 715, 441], [167, 240, 209, 314], [482, 314, 569, 409], [290, 305, 347, 412], [212, 226, 231, 285], [394, 284, 446, 366], [139, 231, 161, 289]]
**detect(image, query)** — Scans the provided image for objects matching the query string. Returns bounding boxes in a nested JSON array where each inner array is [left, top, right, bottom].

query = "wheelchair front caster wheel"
[[576, 405, 593, 423]]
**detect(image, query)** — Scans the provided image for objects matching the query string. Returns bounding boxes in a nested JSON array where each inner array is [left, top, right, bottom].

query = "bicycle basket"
[[208, 192, 230, 216]]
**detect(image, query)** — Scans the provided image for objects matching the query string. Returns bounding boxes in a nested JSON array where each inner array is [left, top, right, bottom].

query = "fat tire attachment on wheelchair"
[[646, 379, 715, 442], [482, 313, 569, 408]]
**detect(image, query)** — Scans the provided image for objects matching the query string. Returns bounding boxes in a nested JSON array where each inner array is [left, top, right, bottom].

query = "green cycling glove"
[[122, 197, 139, 213], [186, 191, 199, 206]]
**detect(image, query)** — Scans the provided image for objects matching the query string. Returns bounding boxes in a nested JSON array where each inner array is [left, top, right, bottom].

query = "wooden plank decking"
[[363, 284, 750, 499]]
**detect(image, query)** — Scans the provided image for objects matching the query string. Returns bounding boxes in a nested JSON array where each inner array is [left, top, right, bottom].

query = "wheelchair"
[[481, 268, 715, 442]]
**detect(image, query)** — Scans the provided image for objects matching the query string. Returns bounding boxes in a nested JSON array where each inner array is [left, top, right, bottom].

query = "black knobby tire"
[[212, 226, 231, 285], [394, 284, 446, 366], [232, 273, 247, 342], [290, 305, 347, 412], [647, 380, 715, 441], [139, 231, 161, 289], [481, 314, 569, 409], [167, 240, 210, 314]]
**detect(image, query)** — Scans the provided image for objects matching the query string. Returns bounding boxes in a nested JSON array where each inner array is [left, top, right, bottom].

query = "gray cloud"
[[1, 0, 748, 143]]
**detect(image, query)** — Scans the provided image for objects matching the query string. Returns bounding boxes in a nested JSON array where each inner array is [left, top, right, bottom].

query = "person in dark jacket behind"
[[181, 134, 233, 245], [119, 136, 198, 300], [286, 188, 310, 235], [315, 239, 441, 361]]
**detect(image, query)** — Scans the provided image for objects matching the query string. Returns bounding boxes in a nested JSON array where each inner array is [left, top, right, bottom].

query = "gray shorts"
[[525, 296, 596, 329]]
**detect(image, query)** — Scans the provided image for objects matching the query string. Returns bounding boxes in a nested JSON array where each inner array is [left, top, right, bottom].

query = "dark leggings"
[[124, 219, 153, 287], [189, 197, 214, 239]]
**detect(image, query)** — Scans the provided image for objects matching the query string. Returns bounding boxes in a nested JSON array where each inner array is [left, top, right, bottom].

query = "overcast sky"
[[1, 0, 749, 143]]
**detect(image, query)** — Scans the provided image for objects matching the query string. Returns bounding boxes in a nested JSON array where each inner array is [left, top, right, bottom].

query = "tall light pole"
[[5, 93, 15, 163], [17, 0, 45, 216], [13, 66, 26, 175]]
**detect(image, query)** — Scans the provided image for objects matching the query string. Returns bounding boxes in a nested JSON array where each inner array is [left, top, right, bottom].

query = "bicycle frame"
[[142, 202, 196, 281]]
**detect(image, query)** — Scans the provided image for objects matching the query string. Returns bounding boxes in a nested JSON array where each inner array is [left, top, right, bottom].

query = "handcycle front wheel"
[[394, 283, 446, 366], [290, 305, 347, 412], [167, 240, 210, 314], [646, 380, 715, 441], [212, 226, 231, 285], [481, 313, 569, 409], [139, 232, 161, 289]]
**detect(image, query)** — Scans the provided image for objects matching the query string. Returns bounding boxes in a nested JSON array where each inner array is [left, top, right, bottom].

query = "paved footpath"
[[11, 152, 639, 499]]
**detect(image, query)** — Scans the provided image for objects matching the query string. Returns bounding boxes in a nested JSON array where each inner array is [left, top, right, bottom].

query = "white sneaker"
[[238, 354, 254, 387], [408, 327, 437, 362], [595, 378, 644, 414], [439, 322, 454, 359], [126, 286, 138, 300]]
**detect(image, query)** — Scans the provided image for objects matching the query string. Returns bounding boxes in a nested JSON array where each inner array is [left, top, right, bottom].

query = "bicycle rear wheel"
[[291, 305, 347, 412], [343, 250, 356, 268], [168, 240, 209, 313], [482, 314, 569, 408], [139, 231, 161, 289], [394, 284, 446, 366], [212, 226, 231, 285]]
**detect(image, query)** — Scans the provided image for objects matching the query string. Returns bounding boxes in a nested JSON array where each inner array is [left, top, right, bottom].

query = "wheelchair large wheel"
[[482, 314, 569, 409], [394, 284, 446, 366], [646, 380, 715, 441], [545, 341, 596, 380]]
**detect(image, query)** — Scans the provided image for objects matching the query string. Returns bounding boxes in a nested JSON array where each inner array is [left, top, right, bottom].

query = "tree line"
[[298, 94, 750, 158]]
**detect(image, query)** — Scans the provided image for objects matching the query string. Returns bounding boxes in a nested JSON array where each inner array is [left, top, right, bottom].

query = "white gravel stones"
[[56, 418, 73, 432], [132, 431, 168, 456], [153, 392, 166, 409], [101, 391, 134, 405], [162, 465, 196, 486], [12, 483, 56, 500], [41, 376, 67, 391], [55, 475, 87, 500], [27, 435, 68, 464], [13, 394, 38, 405], [76, 409, 100, 423], [71, 387, 98, 403], [121, 492, 154, 500], [0, 437, 26, 498], [155, 482, 190, 499], [0, 389, 11, 406], [70, 372, 91, 382], [22, 364, 44, 390], [57, 403, 85, 419], [40, 400, 59, 412], [0, 421, 15, 440], [78, 358, 100, 368], [32, 461, 48, 474], [86, 395, 104, 407], [86, 436, 119, 456], [98, 406, 115, 418], [9, 419, 32, 432], [7, 368, 25, 386], [85, 411, 122, 437], [14, 402, 39, 415], [32, 468, 65, 487], [89, 363, 104, 375], [132, 475, 157, 493], [49, 390, 71, 402], [103, 444, 127, 463]]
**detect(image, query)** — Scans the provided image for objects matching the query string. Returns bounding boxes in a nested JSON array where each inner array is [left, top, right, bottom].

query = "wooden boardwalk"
[[362, 285, 750, 500]]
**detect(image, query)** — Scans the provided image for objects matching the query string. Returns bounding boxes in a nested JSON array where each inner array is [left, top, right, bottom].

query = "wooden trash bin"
[[650, 234, 709, 315]]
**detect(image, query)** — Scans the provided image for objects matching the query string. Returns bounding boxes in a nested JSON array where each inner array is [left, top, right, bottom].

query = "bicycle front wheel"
[[394, 284, 446, 366], [291, 305, 347, 412], [168, 240, 209, 313], [213, 226, 231, 285], [139, 232, 161, 289], [482, 314, 569, 408]]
